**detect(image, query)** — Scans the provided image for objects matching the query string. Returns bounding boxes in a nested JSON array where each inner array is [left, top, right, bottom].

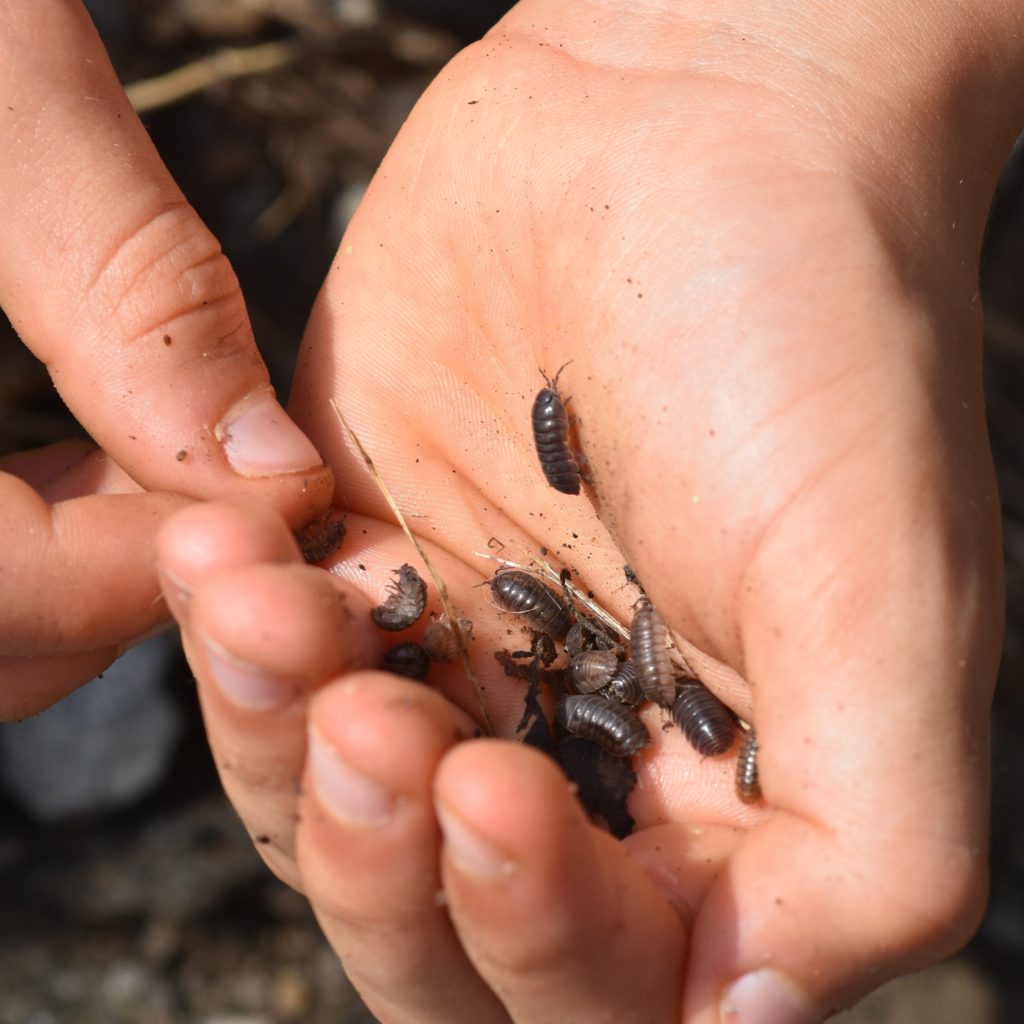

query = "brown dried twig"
[[125, 41, 297, 114], [474, 549, 698, 677]]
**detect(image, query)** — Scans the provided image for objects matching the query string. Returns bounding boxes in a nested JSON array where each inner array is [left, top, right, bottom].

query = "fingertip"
[[156, 498, 304, 604], [433, 741, 688, 1023], [309, 672, 479, 791], [432, 739, 606, 930], [433, 740, 581, 869], [189, 564, 378, 699]]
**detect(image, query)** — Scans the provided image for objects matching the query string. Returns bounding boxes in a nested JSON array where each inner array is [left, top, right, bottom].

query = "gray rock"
[[0, 633, 184, 821]]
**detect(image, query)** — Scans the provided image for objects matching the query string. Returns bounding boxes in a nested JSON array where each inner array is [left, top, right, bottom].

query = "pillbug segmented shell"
[[670, 680, 737, 756], [736, 728, 761, 803], [371, 564, 428, 631], [629, 598, 676, 707], [557, 695, 650, 757], [490, 569, 574, 639], [532, 364, 581, 495], [569, 650, 619, 693], [605, 660, 643, 706]]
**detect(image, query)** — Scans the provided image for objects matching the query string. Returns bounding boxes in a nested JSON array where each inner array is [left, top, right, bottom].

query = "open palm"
[[160, 13, 1003, 1024]]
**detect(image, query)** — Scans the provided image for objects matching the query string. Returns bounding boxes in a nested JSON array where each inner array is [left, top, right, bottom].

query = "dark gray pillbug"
[[605, 660, 643, 706], [569, 650, 619, 693], [557, 695, 650, 757], [532, 364, 581, 495], [381, 642, 431, 681], [736, 728, 761, 803], [371, 564, 427, 631], [670, 680, 737, 757], [629, 598, 676, 707], [490, 569, 574, 639]]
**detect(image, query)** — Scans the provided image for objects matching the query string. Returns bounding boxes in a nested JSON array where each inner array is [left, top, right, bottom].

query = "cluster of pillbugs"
[[362, 365, 761, 811], [490, 569, 742, 767], [370, 563, 473, 683], [524, 366, 761, 803]]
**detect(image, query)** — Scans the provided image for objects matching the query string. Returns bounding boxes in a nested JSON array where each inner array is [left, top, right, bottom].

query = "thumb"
[[0, 0, 331, 526], [682, 480, 1000, 1022]]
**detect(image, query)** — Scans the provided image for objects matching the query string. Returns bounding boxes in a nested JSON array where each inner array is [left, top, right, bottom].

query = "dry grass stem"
[[476, 549, 698, 676], [331, 400, 494, 735], [472, 550, 630, 642]]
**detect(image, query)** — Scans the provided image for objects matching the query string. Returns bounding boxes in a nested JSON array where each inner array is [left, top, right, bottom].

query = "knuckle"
[[84, 202, 252, 357]]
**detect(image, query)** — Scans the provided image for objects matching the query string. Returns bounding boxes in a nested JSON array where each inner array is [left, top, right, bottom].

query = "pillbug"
[[670, 680, 737, 757], [295, 510, 347, 565], [381, 642, 431, 681], [490, 569, 574, 639], [371, 564, 427, 631], [605, 660, 643, 706], [422, 613, 474, 661], [629, 598, 675, 707], [736, 728, 761, 803], [557, 695, 650, 757], [569, 650, 619, 693], [532, 364, 581, 495]]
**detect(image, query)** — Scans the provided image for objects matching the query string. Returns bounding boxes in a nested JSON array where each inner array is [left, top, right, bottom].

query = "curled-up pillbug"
[[295, 510, 347, 564], [629, 598, 675, 707], [569, 650, 619, 693], [736, 728, 761, 803], [490, 569, 573, 639], [371, 564, 427, 631], [422, 613, 474, 661], [381, 642, 430, 681], [532, 364, 581, 495], [605, 660, 643, 706], [671, 680, 737, 756], [557, 695, 650, 757]]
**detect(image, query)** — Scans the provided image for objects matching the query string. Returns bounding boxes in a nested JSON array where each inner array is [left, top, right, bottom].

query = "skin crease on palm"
[[161, 1, 1019, 1023]]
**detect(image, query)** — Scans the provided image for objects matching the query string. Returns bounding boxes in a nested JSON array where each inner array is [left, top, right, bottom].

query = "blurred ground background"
[[1, 2, 1022, 1021]]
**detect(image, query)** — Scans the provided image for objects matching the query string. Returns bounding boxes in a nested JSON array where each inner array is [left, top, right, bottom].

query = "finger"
[[682, 503, 999, 1023], [0, 465, 189, 718], [157, 501, 377, 884], [300, 674, 504, 1024], [156, 499, 307, 620], [0, 470, 179, 654], [435, 740, 687, 1024], [0, 439, 100, 492], [0, 647, 121, 721], [0, 1, 331, 526]]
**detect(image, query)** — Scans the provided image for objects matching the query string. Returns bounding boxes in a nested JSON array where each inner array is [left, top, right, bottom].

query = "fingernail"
[[158, 567, 193, 614], [203, 642, 296, 710], [720, 969, 820, 1024], [309, 727, 395, 827], [436, 802, 518, 879], [216, 389, 323, 478]]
